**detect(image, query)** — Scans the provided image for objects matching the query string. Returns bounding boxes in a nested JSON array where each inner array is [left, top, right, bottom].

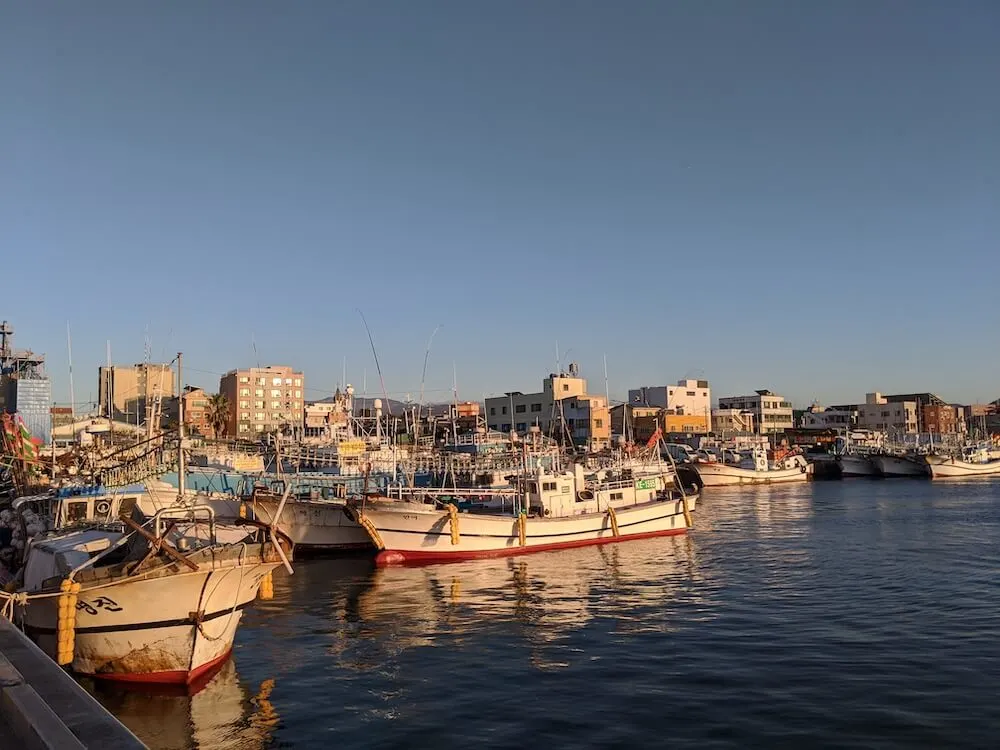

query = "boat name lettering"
[[636, 479, 656, 490], [76, 596, 123, 615]]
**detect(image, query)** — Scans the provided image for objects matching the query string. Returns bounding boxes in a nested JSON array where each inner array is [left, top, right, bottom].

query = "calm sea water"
[[89, 479, 1000, 749]]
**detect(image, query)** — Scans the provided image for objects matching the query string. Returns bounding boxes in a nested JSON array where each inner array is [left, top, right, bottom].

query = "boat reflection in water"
[[343, 533, 712, 668], [83, 657, 278, 750]]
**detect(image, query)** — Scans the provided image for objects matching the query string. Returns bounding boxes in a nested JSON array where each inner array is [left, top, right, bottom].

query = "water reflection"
[[84, 658, 278, 750], [338, 534, 713, 667]]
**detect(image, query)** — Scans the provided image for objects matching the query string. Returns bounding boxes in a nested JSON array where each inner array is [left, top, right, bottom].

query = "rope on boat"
[[447, 504, 460, 545], [196, 544, 248, 643], [355, 513, 386, 551], [517, 513, 526, 547], [607, 506, 619, 537], [57, 579, 81, 666]]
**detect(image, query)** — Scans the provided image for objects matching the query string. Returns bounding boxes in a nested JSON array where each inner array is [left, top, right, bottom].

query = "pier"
[[0, 618, 145, 749]]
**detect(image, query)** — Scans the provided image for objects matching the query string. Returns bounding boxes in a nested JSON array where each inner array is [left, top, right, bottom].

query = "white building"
[[856, 392, 918, 434], [799, 403, 856, 430], [485, 365, 611, 450], [628, 379, 712, 432], [717, 390, 794, 434]]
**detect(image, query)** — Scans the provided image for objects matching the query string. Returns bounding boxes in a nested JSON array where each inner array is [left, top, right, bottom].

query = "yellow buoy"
[[258, 571, 274, 600], [56, 579, 81, 666], [447, 504, 460, 545]]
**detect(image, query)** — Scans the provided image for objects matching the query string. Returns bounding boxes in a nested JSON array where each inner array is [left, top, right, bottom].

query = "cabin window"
[[66, 501, 89, 523], [611, 492, 623, 501], [563, 384, 569, 391], [528, 482, 538, 493], [542, 482, 557, 492]]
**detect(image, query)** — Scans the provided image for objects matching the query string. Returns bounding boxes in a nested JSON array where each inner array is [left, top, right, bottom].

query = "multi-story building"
[[716, 390, 794, 434], [181, 387, 213, 437], [0, 320, 52, 443], [882, 392, 946, 433], [856, 393, 918, 434], [920, 404, 965, 435], [627, 379, 712, 433], [219, 365, 305, 437], [98, 363, 176, 426], [799, 403, 856, 430], [485, 364, 610, 450]]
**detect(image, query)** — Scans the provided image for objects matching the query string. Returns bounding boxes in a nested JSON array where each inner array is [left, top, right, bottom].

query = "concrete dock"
[[0, 617, 146, 749]]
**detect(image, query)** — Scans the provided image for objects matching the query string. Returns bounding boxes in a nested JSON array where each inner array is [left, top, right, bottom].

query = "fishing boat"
[[869, 452, 929, 478], [348, 458, 696, 565], [692, 446, 812, 486], [925, 444, 1000, 479], [239, 479, 371, 553], [13, 500, 292, 684], [832, 430, 884, 478]]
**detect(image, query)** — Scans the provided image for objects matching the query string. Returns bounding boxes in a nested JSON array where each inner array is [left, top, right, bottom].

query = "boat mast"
[[177, 352, 186, 502]]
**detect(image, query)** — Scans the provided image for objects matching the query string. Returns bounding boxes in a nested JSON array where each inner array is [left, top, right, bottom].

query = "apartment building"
[[921, 404, 965, 435], [717, 390, 794, 433], [627, 379, 712, 433], [485, 364, 611, 450], [98, 363, 176, 425], [856, 393, 918, 434], [219, 365, 305, 437]]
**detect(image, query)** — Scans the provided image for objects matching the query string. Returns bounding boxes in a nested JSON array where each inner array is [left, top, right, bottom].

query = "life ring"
[[577, 490, 594, 502], [96, 500, 111, 515]]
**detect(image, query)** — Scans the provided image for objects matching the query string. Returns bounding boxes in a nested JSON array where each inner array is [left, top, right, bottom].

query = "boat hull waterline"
[[869, 454, 929, 478], [837, 455, 879, 478], [248, 498, 371, 552], [354, 495, 697, 564]]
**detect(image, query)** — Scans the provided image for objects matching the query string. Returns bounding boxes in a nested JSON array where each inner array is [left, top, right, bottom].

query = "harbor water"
[[87, 479, 1000, 749]]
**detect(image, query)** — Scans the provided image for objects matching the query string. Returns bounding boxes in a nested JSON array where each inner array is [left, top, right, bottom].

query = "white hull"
[[23, 552, 279, 683], [249, 498, 371, 551], [353, 494, 696, 564], [837, 455, 879, 477], [926, 456, 1000, 479], [693, 462, 813, 486], [870, 454, 928, 477]]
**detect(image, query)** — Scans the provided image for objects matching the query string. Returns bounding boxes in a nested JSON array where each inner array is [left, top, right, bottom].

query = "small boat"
[[10, 489, 293, 684], [925, 444, 1000, 479], [348, 459, 696, 565], [869, 453, 929, 478], [692, 447, 812, 486]]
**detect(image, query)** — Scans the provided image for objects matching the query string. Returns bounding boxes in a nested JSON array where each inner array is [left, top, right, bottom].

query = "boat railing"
[[152, 504, 217, 545]]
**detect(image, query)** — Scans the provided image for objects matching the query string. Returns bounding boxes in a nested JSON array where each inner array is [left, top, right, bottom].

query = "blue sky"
[[2, 1, 998, 409]]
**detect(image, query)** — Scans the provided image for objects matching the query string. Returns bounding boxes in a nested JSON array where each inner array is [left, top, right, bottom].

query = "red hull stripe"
[[375, 527, 687, 566], [84, 646, 233, 685]]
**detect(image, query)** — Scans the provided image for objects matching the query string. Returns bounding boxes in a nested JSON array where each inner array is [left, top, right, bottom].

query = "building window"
[[594, 419, 603, 428], [239, 376, 249, 383], [502, 406, 507, 415], [295, 390, 301, 398], [285, 378, 292, 385], [255, 412, 265, 420], [255, 401, 264, 408], [516, 422, 527, 432], [501, 423, 511, 431], [490, 407, 496, 416], [271, 401, 280, 408], [562, 384, 569, 391], [238, 424, 250, 432], [531, 403, 542, 412], [255, 424, 264, 432], [271, 389, 281, 398], [257, 378, 266, 386], [255, 389, 264, 397], [239, 400, 249, 409], [294, 378, 301, 386], [240, 388, 250, 397], [240, 412, 250, 420], [271, 413, 282, 420], [515, 404, 526, 413]]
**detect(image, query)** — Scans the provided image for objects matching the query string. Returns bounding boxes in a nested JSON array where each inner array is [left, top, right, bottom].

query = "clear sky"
[[2, 1, 998, 409]]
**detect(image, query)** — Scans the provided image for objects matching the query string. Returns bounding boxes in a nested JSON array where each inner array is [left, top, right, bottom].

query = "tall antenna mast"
[[357, 309, 391, 416], [66, 322, 75, 420]]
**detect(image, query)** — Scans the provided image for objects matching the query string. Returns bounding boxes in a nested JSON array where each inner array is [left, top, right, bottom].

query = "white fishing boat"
[[692, 447, 812, 486], [832, 430, 884, 478], [925, 444, 1000, 479], [14, 503, 292, 684], [241, 483, 370, 552], [869, 453, 929, 478], [348, 460, 696, 564]]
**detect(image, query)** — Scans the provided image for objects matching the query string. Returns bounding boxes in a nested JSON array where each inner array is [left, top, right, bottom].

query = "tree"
[[207, 393, 231, 439]]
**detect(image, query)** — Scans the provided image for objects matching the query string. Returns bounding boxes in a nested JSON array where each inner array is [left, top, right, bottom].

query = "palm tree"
[[207, 393, 230, 439]]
